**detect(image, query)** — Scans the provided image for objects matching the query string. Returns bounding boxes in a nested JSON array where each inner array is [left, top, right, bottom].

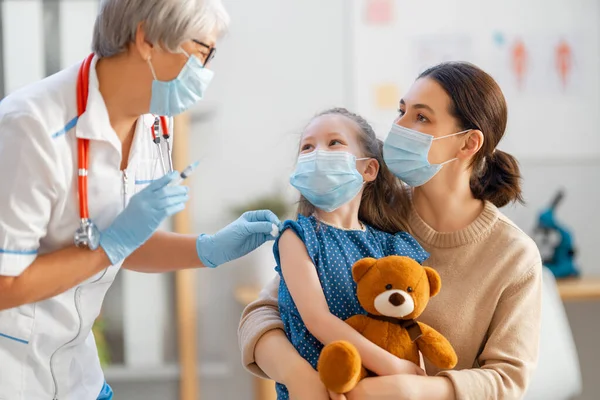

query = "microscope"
[[535, 190, 579, 278]]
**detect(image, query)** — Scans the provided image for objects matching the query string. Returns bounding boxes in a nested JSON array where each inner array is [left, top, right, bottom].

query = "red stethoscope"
[[73, 53, 171, 249]]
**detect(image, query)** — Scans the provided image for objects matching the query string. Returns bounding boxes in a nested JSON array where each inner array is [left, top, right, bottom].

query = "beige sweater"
[[238, 201, 543, 400]]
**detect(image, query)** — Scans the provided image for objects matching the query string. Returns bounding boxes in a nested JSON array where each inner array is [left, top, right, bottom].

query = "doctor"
[[0, 0, 279, 399]]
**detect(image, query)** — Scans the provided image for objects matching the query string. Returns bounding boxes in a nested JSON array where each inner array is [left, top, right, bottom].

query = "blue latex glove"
[[100, 172, 189, 265], [196, 210, 282, 268]]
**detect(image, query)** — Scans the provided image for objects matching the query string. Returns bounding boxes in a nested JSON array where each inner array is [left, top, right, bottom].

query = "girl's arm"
[[279, 230, 423, 377], [255, 330, 332, 400], [238, 276, 339, 399]]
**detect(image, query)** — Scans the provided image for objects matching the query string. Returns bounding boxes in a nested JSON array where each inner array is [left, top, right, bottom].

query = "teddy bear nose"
[[389, 292, 405, 306]]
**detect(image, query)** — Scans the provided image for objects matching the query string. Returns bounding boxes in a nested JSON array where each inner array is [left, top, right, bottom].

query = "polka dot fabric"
[[273, 214, 429, 399]]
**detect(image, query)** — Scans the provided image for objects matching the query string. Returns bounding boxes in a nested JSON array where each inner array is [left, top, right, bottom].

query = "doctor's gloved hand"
[[196, 210, 282, 268], [100, 172, 188, 265]]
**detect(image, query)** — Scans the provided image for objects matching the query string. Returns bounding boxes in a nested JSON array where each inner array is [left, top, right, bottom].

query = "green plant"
[[93, 316, 112, 367]]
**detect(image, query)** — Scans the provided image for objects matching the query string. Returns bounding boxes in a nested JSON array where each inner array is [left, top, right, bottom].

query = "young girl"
[[273, 107, 430, 399]]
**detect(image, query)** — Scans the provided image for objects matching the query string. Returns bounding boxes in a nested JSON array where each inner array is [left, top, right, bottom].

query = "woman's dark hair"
[[297, 108, 411, 233], [419, 62, 523, 207]]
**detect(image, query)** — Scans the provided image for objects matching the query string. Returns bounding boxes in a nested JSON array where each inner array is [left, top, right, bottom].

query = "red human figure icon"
[[511, 39, 527, 90], [556, 39, 572, 92]]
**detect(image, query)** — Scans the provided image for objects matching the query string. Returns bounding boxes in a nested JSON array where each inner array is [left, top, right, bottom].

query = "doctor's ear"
[[458, 130, 484, 160], [361, 158, 379, 183], [133, 22, 154, 61]]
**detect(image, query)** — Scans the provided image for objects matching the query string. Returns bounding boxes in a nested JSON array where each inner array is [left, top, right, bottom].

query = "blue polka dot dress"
[[273, 214, 429, 399]]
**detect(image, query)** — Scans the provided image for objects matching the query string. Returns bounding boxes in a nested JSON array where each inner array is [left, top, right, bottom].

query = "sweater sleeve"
[[238, 275, 284, 378], [438, 261, 543, 400]]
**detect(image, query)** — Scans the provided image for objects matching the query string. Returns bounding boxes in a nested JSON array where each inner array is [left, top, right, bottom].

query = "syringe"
[[168, 160, 200, 186]]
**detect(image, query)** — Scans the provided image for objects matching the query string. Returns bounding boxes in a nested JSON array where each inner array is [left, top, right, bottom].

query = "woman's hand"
[[346, 375, 455, 400], [346, 375, 416, 400], [373, 355, 425, 377], [196, 210, 281, 268]]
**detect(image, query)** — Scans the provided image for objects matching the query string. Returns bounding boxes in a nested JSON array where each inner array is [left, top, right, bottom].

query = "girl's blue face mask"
[[290, 150, 369, 213], [147, 50, 214, 117], [383, 124, 470, 187]]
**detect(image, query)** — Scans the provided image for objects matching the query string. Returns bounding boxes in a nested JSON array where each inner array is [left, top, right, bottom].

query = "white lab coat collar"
[[75, 54, 118, 147]]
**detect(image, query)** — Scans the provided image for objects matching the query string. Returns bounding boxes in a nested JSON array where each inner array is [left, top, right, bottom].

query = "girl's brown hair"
[[296, 108, 411, 233], [418, 62, 523, 207]]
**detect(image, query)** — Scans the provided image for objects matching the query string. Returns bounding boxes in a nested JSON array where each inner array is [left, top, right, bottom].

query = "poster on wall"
[[534, 35, 583, 96], [489, 32, 584, 96], [409, 34, 473, 78], [364, 0, 394, 25]]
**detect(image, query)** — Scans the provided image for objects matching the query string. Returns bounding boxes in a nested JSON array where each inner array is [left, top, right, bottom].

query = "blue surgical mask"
[[383, 124, 469, 187], [147, 50, 214, 117], [290, 150, 368, 212]]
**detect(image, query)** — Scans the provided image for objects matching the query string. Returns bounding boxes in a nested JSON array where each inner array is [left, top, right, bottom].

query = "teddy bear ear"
[[424, 267, 442, 297], [352, 257, 378, 283]]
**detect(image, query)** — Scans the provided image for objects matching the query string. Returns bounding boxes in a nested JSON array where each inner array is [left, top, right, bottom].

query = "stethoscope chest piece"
[[74, 219, 101, 250]]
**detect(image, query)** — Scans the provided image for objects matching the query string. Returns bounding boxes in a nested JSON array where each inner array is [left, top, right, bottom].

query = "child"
[[274, 107, 429, 399]]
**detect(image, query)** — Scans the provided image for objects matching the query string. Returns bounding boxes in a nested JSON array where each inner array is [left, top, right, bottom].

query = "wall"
[[1, 0, 98, 93]]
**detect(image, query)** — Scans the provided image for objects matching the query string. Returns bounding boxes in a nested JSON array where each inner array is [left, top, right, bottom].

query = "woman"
[[0, 1, 280, 399], [238, 62, 542, 400]]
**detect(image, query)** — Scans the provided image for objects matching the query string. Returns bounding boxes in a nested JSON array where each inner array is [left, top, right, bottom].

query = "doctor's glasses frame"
[[192, 40, 216, 66]]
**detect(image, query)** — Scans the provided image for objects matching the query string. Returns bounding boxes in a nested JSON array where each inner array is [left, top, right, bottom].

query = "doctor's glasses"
[[192, 40, 216, 66]]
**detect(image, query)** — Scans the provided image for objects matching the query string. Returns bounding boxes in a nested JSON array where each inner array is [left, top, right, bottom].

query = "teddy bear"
[[317, 255, 458, 394]]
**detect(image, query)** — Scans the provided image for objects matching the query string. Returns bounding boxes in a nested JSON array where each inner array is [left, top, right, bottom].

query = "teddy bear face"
[[352, 256, 441, 321]]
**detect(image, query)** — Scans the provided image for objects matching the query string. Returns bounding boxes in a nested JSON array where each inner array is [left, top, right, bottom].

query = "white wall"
[[187, 0, 349, 232], [59, 0, 99, 68], [350, 0, 600, 160], [1, 0, 98, 94], [1, 0, 45, 93]]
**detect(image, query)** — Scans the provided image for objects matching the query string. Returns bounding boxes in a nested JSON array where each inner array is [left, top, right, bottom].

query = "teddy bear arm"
[[345, 314, 370, 335], [415, 322, 458, 369]]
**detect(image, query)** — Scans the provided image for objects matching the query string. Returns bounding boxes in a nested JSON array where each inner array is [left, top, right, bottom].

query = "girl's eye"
[[397, 108, 405, 117], [301, 144, 313, 151], [329, 139, 344, 146], [417, 114, 429, 123]]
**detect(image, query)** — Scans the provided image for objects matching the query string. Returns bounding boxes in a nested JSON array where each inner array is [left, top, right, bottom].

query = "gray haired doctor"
[[0, 1, 279, 399]]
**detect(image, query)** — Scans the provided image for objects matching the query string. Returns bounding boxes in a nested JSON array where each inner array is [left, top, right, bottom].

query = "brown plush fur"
[[317, 255, 458, 394]]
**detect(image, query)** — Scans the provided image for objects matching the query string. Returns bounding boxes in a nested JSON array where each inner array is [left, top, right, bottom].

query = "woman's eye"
[[301, 144, 313, 151], [417, 114, 429, 123], [397, 108, 405, 117], [329, 139, 344, 146]]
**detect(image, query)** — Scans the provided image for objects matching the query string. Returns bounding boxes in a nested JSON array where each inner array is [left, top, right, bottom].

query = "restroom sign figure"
[[555, 39, 573, 92], [510, 38, 527, 91]]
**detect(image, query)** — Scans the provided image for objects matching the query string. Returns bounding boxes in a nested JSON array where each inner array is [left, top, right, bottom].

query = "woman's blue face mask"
[[383, 124, 470, 187], [147, 49, 214, 117]]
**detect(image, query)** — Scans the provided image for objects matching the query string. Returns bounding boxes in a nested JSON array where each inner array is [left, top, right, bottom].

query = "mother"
[[239, 62, 542, 400]]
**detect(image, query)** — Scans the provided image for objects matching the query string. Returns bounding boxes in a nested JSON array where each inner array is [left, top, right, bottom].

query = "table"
[[556, 276, 600, 301]]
